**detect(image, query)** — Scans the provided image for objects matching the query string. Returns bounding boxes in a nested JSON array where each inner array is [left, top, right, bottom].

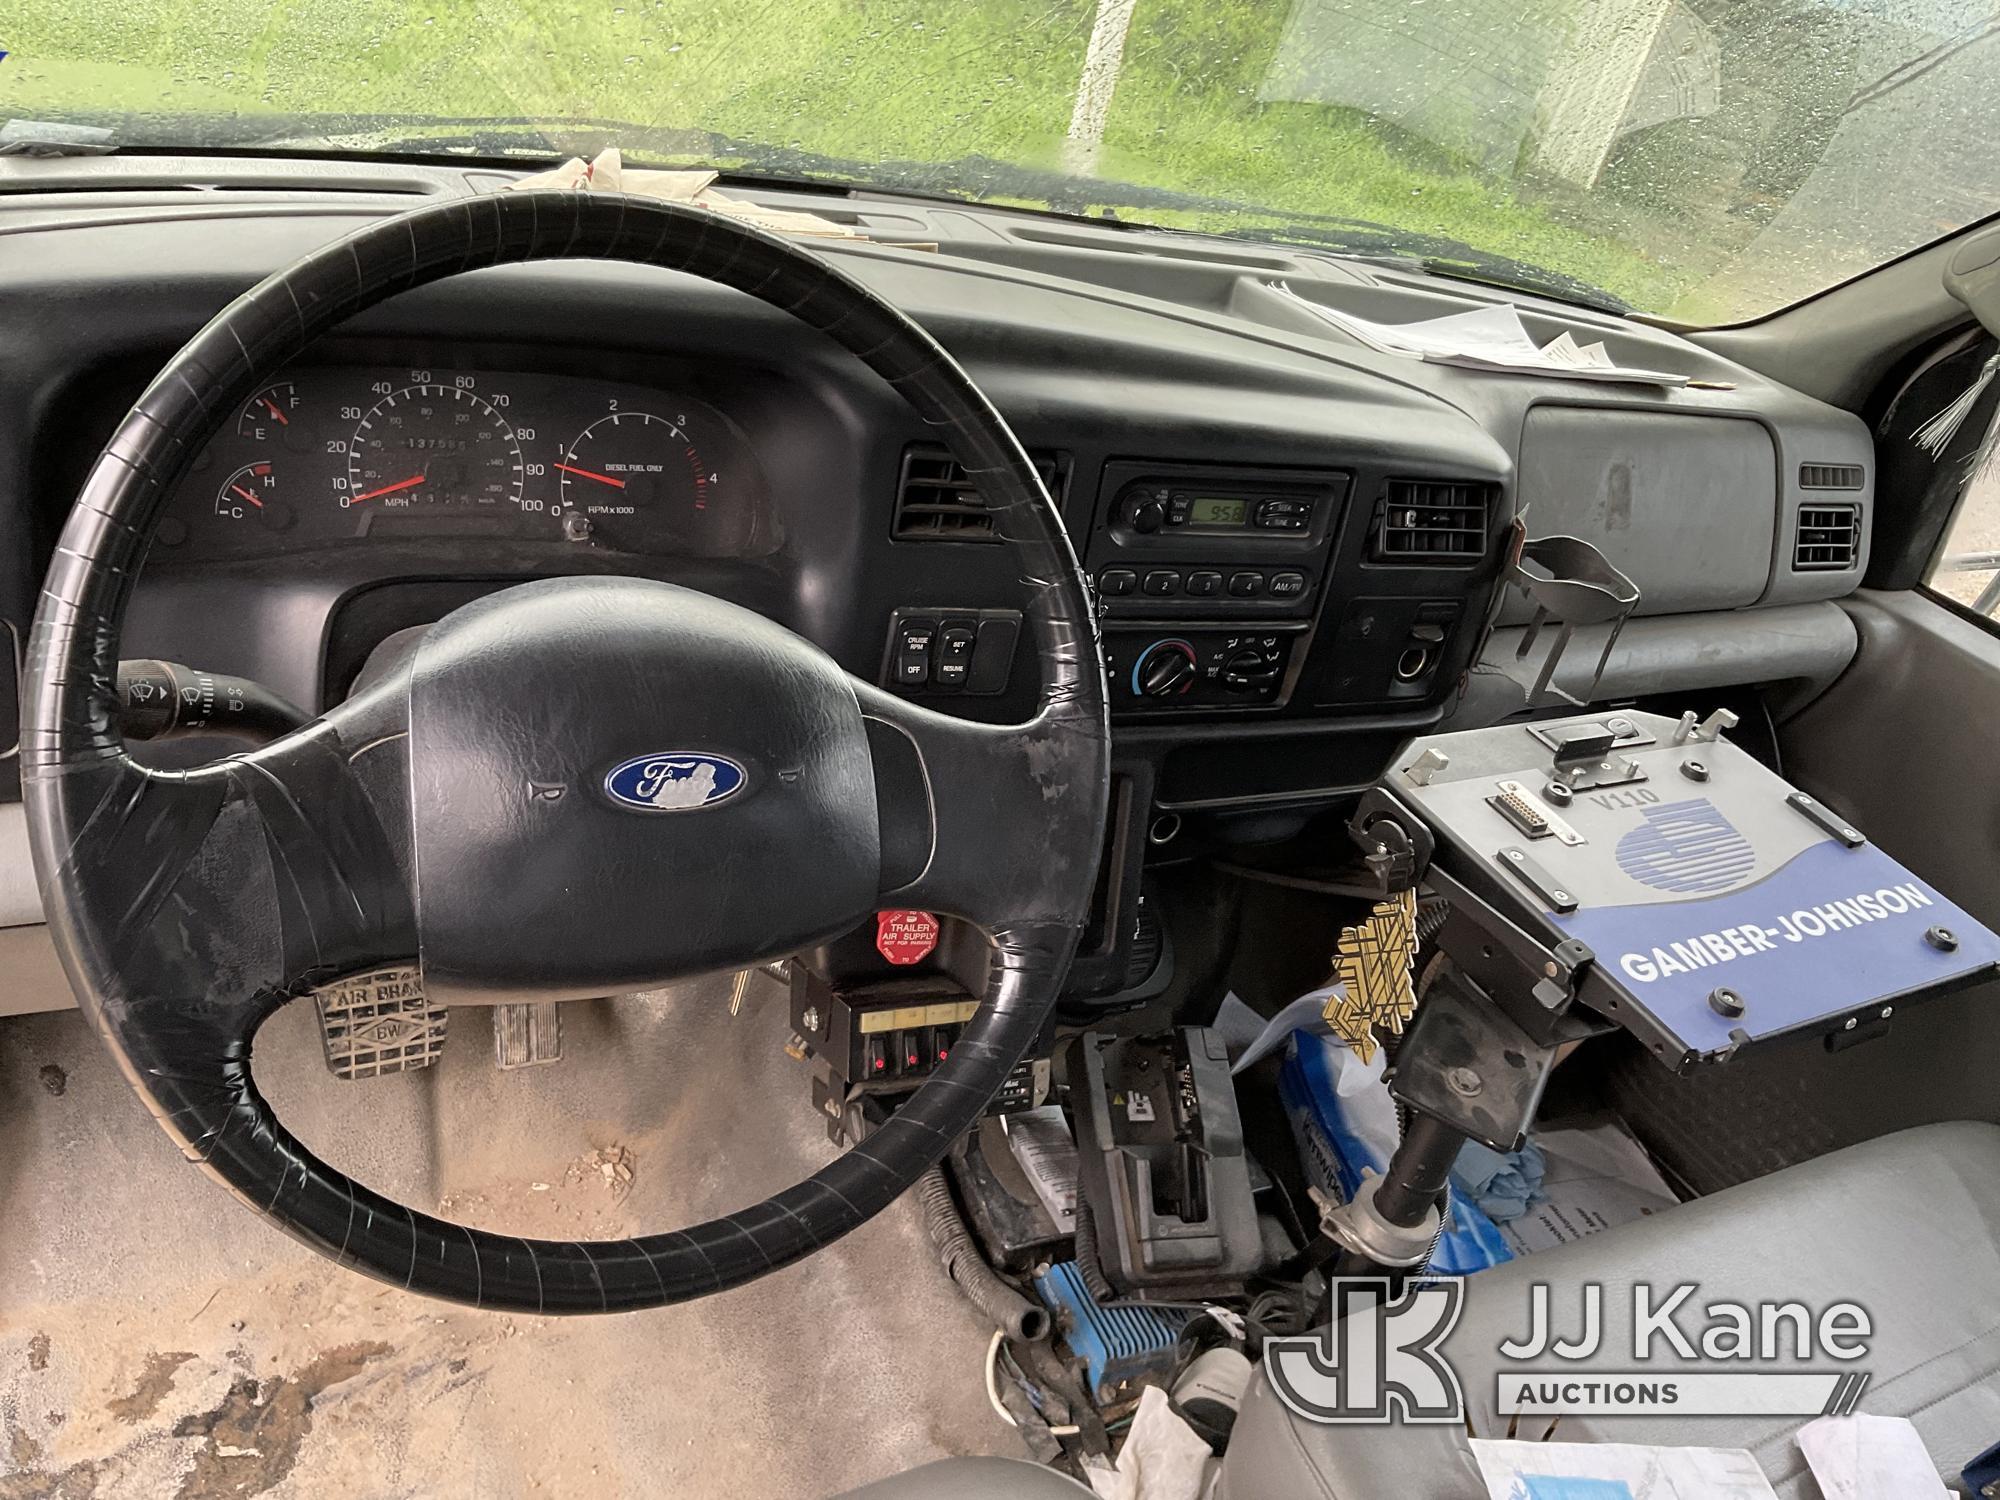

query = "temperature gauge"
[[214, 461, 289, 529]]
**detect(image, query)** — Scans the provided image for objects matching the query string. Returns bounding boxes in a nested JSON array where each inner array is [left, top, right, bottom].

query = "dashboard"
[[0, 153, 1879, 1012], [168, 365, 771, 559]]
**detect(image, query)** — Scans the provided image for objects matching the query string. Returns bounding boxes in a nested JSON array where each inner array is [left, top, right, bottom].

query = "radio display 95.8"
[[1188, 496, 1250, 528]]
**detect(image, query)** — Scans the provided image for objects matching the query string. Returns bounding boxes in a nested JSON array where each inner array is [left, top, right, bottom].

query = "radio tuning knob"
[[1128, 496, 1166, 534]]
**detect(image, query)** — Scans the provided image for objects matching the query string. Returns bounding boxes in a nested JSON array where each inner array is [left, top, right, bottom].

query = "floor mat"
[[0, 978, 1022, 1497]]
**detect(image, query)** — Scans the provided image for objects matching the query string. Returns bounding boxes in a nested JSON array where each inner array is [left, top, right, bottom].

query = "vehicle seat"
[[1218, 1120, 2000, 1498], [839, 1122, 2000, 1499], [835, 1456, 1094, 1497]]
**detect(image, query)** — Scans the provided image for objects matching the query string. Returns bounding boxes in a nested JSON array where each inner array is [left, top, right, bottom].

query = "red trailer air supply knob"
[[875, 909, 940, 966]]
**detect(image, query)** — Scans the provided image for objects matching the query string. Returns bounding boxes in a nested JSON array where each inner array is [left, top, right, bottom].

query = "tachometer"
[[342, 384, 524, 513], [556, 411, 710, 531]]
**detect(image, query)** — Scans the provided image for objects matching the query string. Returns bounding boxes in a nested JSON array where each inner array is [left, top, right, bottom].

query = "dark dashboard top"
[[0, 153, 1872, 813]]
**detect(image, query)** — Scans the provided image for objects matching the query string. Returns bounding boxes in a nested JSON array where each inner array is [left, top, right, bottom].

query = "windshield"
[[4, 1, 1996, 322]]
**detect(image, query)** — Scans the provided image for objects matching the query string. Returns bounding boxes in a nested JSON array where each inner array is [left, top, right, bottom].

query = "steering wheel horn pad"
[[408, 576, 880, 1004], [21, 192, 1109, 1313]]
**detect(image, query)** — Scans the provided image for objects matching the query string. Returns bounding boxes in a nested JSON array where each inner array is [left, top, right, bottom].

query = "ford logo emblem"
[[603, 753, 748, 813]]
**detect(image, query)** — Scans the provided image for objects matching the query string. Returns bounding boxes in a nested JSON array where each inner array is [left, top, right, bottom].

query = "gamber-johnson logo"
[[1265, 1280, 1872, 1425]]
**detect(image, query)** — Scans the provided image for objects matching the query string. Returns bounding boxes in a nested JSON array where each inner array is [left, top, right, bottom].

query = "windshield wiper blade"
[[0, 118, 118, 156], [111, 112, 886, 200]]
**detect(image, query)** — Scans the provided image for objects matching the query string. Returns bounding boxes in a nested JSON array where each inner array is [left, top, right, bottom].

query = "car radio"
[[1116, 487, 1319, 537], [1086, 461, 1347, 622]]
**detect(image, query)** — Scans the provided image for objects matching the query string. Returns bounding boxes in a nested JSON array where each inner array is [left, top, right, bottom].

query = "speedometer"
[[342, 384, 524, 513]]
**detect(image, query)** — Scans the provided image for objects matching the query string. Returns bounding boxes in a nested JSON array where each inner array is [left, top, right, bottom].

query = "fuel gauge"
[[214, 462, 292, 531], [237, 382, 315, 453]]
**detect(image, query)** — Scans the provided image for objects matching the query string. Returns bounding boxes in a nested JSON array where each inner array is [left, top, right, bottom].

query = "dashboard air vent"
[[1371, 479, 1492, 563], [1794, 503, 1862, 571], [1798, 463, 1864, 490], [892, 445, 1062, 541]]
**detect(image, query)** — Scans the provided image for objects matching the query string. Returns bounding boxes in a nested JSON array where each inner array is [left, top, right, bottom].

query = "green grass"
[[0, 0, 1704, 313]]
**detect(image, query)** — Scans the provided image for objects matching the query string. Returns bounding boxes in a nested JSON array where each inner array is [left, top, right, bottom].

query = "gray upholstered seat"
[[1218, 1121, 2000, 1498], [835, 1456, 1095, 1498], [841, 1122, 2000, 1498]]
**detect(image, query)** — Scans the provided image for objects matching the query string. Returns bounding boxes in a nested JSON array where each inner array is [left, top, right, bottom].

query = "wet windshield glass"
[[3, 1, 1995, 321]]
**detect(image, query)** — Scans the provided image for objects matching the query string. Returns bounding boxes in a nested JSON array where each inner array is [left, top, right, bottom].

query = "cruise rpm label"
[[875, 909, 940, 966]]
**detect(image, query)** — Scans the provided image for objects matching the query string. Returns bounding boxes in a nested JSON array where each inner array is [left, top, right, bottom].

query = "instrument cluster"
[[154, 365, 769, 559]]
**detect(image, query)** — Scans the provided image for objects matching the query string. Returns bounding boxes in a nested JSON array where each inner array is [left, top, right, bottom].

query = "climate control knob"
[[1220, 645, 1282, 692], [1134, 639, 1199, 698]]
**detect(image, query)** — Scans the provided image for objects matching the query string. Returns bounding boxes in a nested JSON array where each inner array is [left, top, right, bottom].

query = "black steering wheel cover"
[[22, 192, 1109, 1311]]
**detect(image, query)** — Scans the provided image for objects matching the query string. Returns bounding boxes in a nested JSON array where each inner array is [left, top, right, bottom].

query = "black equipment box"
[[791, 967, 1050, 1144], [1064, 1027, 1261, 1297]]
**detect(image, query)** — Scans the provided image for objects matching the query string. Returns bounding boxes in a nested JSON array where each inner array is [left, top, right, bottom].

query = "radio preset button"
[[1142, 570, 1182, 596], [1185, 570, 1223, 597], [1227, 571, 1265, 598]]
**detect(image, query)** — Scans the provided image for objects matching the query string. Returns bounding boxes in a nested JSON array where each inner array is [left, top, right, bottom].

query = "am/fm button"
[[1268, 571, 1307, 599]]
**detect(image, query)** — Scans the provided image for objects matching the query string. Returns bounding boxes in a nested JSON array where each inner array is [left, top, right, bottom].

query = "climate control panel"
[[1105, 626, 1303, 713]]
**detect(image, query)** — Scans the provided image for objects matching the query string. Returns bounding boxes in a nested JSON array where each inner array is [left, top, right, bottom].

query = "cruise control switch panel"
[[880, 607, 1021, 695]]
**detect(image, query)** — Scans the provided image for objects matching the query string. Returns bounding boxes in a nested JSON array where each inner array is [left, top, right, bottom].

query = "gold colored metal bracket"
[[1322, 890, 1418, 1064]]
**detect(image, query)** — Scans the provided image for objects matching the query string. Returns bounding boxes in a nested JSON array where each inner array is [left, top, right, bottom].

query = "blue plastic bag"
[[1279, 1030, 1514, 1276]]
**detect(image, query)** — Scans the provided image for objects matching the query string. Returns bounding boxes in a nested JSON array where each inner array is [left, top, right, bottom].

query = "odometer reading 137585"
[[342, 381, 524, 512]]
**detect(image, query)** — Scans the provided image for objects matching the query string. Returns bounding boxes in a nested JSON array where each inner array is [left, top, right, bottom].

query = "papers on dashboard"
[[509, 147, 864, 240], [1271, 284, 1688, 386]]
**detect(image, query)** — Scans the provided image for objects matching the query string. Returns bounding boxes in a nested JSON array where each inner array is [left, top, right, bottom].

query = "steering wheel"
[[20, 192, 1109, 1313]]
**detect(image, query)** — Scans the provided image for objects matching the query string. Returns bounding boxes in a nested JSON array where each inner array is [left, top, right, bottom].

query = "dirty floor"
[[0, 978, 1023, 1497]]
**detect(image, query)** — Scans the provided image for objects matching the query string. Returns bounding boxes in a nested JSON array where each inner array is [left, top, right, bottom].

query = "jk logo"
[[1264, 1278, 1466, 1425]]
